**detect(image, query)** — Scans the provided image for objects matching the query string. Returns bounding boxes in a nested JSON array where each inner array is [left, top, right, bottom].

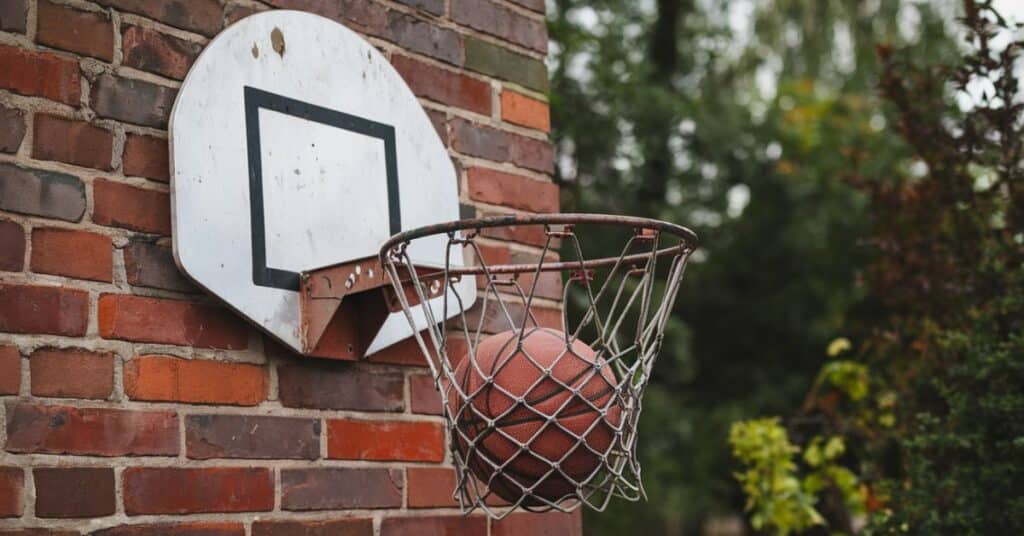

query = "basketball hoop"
[[379, 213, 697, 519]]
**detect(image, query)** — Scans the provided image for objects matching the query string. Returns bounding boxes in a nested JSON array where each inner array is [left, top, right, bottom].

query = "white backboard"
[[170, 10, 474, 356]]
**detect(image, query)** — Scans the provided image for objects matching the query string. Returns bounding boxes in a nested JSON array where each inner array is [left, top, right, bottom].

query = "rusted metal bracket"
[[299, 256, 449, 360]]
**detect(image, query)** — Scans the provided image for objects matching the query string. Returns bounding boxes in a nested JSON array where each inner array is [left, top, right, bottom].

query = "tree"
[[548, 0, 957, 532]]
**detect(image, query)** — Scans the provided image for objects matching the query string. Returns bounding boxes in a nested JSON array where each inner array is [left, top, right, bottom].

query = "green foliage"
[[729, 418, 824, 535]]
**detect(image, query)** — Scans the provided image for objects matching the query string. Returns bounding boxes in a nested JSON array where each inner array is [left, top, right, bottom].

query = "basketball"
[[449, 328, 622, 504]]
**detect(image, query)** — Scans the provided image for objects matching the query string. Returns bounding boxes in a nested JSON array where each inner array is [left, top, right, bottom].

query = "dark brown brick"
[[91, 74, 176, 128], [0, 284, 88, 336], [186, 415, 319, 460], [451, 119, 553, 172], [0, 163, 85, 222], [0, 105, 25, 153], [225, 4, 266, 26], [123, 467, 274, 514], [0, 44, 80, 105], [394, 0, 445, 16], [492, 511, 582, 536], [34, 467, 115, 518], [0, 0, 27, 33], [410, 373, 443, 415], [457, 299, 562, 333], [264, 0, 388, 38], [452, 0, 546, 52], [426, 109, 449, 145], [93, 0, 223, 37], [30, 347, 114, 399], [464, 36, 548, 92], [0, 220, 25, 272], [92, 179, 170, 234], [33, 114, 113, 170], [380, 516, 487, 536], [5, 402, 179, 456], [0, 346, 19, 395], [124, 239, 195, 292], [31, 227, 113, 282], [252, 519, 373, 536], [0, 467, 22, 518], [122, 25, 201, 80], [278, 362, 404, 411], [281, 468, 402, 510], [92, 523, 245, 536], [36, 0, 114, 61], [509, 133, 554, 173], [507, 0, 544, 12], [122, 133, 169, 182], [392, 55, 491, 115], [387, 12, 463, 66]]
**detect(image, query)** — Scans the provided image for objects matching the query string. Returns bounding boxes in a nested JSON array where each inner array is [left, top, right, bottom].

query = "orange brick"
[[92, 179, 170, 234], [327, 419, 445, 462], [30, 347, 114, 399], [125, 355, 266, 406], [30, 228, 112, 282], [98, 294, 248, 349], [501, 90, 550, 132]]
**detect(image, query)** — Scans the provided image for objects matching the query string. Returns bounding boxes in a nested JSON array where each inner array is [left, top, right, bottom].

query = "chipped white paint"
[[170, 10, 472, 356]]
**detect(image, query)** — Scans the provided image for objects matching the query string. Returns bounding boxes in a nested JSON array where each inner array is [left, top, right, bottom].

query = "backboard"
[[170, 10, 475, 358]]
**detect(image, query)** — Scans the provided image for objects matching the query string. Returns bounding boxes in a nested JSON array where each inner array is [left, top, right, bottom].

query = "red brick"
[[122, 133, 169, 182], [0, 346, 19, 395], [501, 90, 550, 132], [327, 419, 444, 462], [5, 402, 178, 456], [0, 284, 88, 336], [479, 211, 550, 247], [29, 347, 114, 399], [0, 530, 77, 536], [34, 467, 115, 518], [90, 73, 177, 128], [98, 294, 248, 349], [122, 25, 201, 80], [265, 0, 388, 39], [0, 0, 27, 33], [0, 468, 22, 518], [92, 523, 245, 536], [467, 167, 559, 213], [452, 0, 546, 53], [252, 519, 373, 536], [0, 44, 80, 105], [123, 467, 273, 514], [124, 355, 265, 405], [281, 468, 402, 510], [225, 4, 266, 26], [0, 105, 25, 153], [33, 114, 112, 170], [0, 220, 24, 272], [277, 362, 404, 411], [409, 373, 442, 416], [392, 55, 491, 115], [92, 179, 170, 234], [406, 467, 458, 508], [93, 0, 223, 37], [30, 227, 112, 282], [492, 511, 582, 536], [380, 516, 487, 536], [36, 0, 113, 60], [186, 414, 320, 460]]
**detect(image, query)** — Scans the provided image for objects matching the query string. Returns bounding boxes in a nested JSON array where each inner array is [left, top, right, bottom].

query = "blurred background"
[[547, 1, 1024, 534]]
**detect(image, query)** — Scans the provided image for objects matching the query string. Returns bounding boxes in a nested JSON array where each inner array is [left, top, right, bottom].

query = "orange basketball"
[[449, 328, 622, 504]]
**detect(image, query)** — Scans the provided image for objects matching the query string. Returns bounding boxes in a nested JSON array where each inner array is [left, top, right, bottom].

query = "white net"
[[381, 216, 695, 519]]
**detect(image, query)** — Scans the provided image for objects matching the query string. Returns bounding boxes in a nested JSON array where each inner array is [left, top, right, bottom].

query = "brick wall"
[[0, 0, 575, 534]]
